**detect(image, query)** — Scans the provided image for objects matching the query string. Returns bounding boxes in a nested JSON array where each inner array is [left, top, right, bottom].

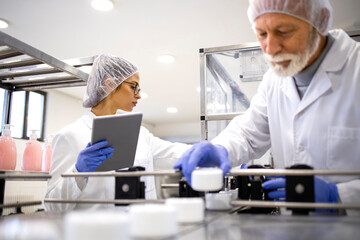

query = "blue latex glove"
[[173, 141, 231, 185], [263, 176, 338, 210], [75, 140, 114, 172]]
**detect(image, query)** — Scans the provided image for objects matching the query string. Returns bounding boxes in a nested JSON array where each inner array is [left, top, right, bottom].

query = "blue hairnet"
[[83, 54, 138, 108], [247, 0, 333, 35]]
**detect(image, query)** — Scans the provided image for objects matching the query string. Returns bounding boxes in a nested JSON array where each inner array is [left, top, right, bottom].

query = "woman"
[[45, 54, 190, 211]]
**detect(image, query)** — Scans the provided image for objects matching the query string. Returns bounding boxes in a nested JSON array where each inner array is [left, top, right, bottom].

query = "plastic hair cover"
[[83, 54, 138, 108], [247, 0, 333, 35]]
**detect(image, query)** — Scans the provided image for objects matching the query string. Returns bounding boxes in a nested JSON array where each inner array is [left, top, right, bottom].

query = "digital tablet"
[[91, 112, 142, 171]]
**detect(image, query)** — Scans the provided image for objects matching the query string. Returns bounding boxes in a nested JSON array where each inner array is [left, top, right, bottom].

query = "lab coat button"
[[297, 145, 304, 152]]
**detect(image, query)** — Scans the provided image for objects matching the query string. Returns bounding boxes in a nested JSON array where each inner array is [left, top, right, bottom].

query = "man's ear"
[[318, 8, 330, 34]]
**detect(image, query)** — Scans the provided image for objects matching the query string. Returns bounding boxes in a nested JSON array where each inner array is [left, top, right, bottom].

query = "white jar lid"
[[205, 192, 234, 210], [166, 197, 204, 223], [64, 210, 129, 240], [129, 204, 177, 238], [191, 168, 223, 191]]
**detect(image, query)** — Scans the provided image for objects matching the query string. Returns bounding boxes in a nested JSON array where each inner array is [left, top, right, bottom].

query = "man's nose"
[[265, 34, 282, 56]]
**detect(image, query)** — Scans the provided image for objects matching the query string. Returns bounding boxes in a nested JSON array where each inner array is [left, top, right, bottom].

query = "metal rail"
[[229, 169, 360, 176], [61, 169, 360, 178], [0, 170, 51, 180], [61, 170, 181, 178], [231, 200, 360, 210], [44, 198, 165, 205], [0, 201, 42, 209], [161, 183, 180, 189]]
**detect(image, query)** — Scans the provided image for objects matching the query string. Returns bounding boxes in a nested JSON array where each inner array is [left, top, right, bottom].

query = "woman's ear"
[[104, 77, 115, 93]]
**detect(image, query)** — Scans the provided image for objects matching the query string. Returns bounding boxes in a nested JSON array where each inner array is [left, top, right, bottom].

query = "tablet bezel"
[[91, 112, 142, 171]]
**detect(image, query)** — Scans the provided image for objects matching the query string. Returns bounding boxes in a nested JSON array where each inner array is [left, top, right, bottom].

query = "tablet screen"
[[91, 112, 142, 171]]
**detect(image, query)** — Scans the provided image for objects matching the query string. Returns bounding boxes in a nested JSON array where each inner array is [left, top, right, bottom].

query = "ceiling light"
[[166, 107, 178, 113], [91, 0, 114, 12], [0, 19, 9, 29], [157, 55, 175, 63]]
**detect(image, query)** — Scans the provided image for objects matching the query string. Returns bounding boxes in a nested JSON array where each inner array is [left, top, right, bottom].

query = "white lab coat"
[[212, 29, 360, 215], [45, 110, 190, 211]]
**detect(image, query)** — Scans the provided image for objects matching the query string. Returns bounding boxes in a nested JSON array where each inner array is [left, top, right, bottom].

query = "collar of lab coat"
[[82, 109, 131, 129], [82, 110, 96, 129], [280, 29, 355, 113], [322, 29, 356, 73]]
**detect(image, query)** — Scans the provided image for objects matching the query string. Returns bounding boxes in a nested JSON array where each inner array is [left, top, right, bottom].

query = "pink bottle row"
[[0, 125, 52, 172]]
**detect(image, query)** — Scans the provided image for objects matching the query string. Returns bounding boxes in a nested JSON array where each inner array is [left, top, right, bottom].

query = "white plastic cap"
[[2, 124, 11, 136], [64, 210, 130, 240], [29, 130, 39, 140], [129, 204, 177, 238], [191, 168, 223, 192], [165, 198, 204, 223]]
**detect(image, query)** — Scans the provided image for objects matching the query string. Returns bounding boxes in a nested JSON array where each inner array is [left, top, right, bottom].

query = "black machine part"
[[286, 164, 315, 215], [115, 166, 145, 205]]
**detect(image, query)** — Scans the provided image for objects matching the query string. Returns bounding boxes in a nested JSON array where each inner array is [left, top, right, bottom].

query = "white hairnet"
[[247, 0, 333, 35], [82, 54, 138, 108]]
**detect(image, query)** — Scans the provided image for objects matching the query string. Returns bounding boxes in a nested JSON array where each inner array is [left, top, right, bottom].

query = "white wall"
[[43, 89, 200, 144], [45, 89, 84, 138]]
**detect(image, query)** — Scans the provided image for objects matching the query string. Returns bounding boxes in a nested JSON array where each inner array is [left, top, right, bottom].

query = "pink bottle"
[[41, 137, 52, 172], [0, 124, 17, 170], [21, 130, 42, 171]]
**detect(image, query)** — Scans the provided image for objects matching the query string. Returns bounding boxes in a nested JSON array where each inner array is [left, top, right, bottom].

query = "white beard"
[[264, 29, 321, 77]]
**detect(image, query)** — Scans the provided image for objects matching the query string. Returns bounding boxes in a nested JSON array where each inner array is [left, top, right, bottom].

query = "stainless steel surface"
[[177, 213, 360, 240], [0, 31, 93, 90], [1, 210, 359, 240], [61, 170, 181, 178], [0, 201, 42, 209], [231, 200, 360, 210], [44, 198, 165, 205], [229, 169, 360, 176]]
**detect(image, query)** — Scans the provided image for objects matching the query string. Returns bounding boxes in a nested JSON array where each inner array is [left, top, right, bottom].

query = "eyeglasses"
[[123, 81, 141, 95]]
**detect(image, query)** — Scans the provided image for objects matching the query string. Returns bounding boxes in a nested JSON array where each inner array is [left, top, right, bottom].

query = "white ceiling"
[[1, 0, 359, 125]]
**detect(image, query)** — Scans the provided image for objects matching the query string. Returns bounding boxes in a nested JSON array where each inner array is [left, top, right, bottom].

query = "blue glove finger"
[[314, 177, 338, 203], [96, 146, 114, 156], [105, 152, 113, 159], [85, 140, 109, 152], [216, 145, 231, 176], [183, 146, 205, 184], [240, 163, 248, 169], [263, 178, 285, 190], [267, 189, 286, 200]]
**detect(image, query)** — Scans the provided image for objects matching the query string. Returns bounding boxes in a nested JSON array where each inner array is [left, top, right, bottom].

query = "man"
[[174, 0, 360, 215]]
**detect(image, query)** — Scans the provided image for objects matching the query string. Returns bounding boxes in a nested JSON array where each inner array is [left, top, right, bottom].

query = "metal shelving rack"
[[0, 30, 95, 125], [0, 31, 94, 215], [0, 31, 92, 90], [199, 42, 268, 141], [0, 170, 51, 215]]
